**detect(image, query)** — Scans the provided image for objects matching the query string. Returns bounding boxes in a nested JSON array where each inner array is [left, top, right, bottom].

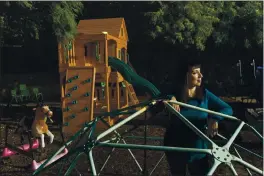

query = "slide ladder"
[[124, 81, 139, 105]]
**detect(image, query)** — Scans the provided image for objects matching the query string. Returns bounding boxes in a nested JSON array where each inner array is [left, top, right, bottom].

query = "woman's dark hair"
[[174, 58, 204, 102], [181, 58, 202, 77]]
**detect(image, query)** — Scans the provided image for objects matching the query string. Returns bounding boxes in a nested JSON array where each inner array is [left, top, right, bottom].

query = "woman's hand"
[[170, 96, 180, 112], [207, 118, 218, 137]]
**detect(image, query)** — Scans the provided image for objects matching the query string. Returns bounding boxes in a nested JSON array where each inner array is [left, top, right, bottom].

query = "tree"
[[0, 1, 83, 44], [0, 1, 83, 76], [146, 1, 263, 51], [51, 1, 83, 42]]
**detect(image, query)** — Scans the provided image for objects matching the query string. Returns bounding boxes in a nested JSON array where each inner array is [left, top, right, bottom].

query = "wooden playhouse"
[[58, 18, 139, 134]]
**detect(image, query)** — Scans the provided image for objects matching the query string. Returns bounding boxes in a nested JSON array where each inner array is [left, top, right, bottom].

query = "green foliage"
[[0, 2, 39, 41], [51, 1, 83, 42], [213, 1, 263, 48], [0, 1, 83, 43], [146, 1, 263, 50]]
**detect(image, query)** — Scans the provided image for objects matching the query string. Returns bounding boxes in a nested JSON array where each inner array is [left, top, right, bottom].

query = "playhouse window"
[[96, 89, 100, 100], [97, 42, 101, 54], [102, 89, 105, 99], [84, 44, 88, 56], [112, 89, 115, 98], [121, 48, 126, 62], [93, 42, 100, 57], [118, 50, 121, 58]]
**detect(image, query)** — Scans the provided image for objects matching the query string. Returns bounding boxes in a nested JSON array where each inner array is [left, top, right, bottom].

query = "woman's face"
[[186, 66, 203, 87]]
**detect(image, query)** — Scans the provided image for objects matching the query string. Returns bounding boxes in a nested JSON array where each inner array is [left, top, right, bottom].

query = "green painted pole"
[[97, 142, 211, 154], [168, 100, 239, 121], [34, 146, 84, 175], [33, 123, 92, 175], [64, 152, 83, 176], [96, 102, 156, 141], [164, 102, 216, 147], [125, 136, 163, 140]]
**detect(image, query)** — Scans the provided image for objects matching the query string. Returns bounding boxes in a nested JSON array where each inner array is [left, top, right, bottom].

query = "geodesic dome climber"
[[33, 55, 263, 175], [32, 98, 263, 175]]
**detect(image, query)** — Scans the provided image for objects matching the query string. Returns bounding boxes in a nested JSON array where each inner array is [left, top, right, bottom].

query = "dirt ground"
[[0, 123, 262, 175], [0, 98, 263, 176]]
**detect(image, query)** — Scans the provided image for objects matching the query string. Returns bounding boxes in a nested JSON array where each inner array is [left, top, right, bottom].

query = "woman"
[[164, 58, 233, 175]]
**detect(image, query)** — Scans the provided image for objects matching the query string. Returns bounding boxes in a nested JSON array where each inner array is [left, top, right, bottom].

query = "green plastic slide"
[[108, 56, 161, 97]]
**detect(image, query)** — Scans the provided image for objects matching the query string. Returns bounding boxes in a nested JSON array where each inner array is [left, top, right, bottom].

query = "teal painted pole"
[[64, 152, 83, 176], [88, 150, 97, 176], [34, 146, 84, 175], [168, 100, 239, 121], [164, 102, 216, 147], [88, 118, 99, 139], [33, 123, 92, 175], [125, 136, 163, 140], [97, 142, 211, 154], [96, 102, 156, 141], [97, 100, 152, 118]]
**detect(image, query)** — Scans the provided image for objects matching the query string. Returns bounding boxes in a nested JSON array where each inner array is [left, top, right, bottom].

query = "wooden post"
[[68, 42, 71, 65], [104, 39, 108, 67], [116, 80, 120, 109], [104, 37, 111, 123], [72, 40, 76, 66], [58, 42, 66, 108], [104, 72, 110, 120], [60, 72, 66, 109]]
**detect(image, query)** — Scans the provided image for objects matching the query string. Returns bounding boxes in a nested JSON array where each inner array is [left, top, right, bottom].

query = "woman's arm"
[[206, 89, 233, 121]]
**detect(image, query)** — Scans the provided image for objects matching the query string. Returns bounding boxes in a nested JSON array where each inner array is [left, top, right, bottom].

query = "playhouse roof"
[[77, 18, 128, 40]]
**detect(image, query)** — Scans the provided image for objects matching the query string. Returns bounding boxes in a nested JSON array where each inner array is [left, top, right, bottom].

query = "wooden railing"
[[59, 41, 76, 67]]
